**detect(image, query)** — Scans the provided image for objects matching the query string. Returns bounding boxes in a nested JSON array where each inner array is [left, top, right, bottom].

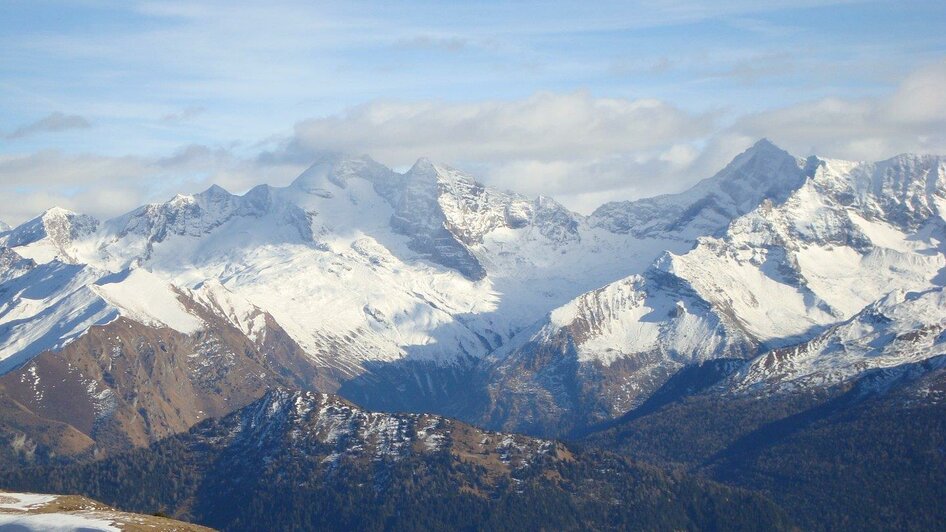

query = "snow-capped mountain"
[[0, 280, 326, 465], [1, 139, 945, 439], [589, 139, 812, 240], [0, 251, 209, 374], [0, 151, 693, 384], [472, 145, 946, 434]]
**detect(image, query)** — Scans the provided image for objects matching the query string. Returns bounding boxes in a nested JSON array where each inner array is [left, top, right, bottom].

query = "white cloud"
[[286, 92, 716, 163], [884, 60, 946, 124], [262, 91, 718, 208], [263, 62, 946, 210]]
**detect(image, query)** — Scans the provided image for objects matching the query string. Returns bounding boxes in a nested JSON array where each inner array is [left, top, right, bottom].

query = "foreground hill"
[[0, 490, 211, 531], [0, 389, 792, 531]]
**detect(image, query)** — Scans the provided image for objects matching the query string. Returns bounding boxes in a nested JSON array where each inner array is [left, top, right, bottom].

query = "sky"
[[2, 0, 946, 225]]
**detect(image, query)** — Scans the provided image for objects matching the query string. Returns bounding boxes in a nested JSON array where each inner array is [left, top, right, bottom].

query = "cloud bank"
[[1, 60, 945, 226]]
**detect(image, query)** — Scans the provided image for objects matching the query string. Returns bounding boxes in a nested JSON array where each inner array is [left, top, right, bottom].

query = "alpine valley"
[[2, 139, 945, 530]]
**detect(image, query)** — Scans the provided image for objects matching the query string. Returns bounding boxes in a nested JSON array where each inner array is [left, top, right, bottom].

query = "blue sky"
[[2, 0, 945, 223]]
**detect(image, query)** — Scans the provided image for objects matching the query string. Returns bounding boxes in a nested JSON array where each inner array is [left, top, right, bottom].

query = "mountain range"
[[1, 139, 945, 529]]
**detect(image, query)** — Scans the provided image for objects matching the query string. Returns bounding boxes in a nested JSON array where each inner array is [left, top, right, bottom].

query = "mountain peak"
[[199, 184, 232, 198], [292, 152, 393, 191], [729, 138, 796, 169], [168, 193, 196, 206], [36, 207, 99, 233], [748, 137, 780, 152], [405, 157, 444, 181], [409, 157, 436, 170], [41, 206, 79, 220], [709, 138, 806, 192], [1, 207, 99, 259], [589, 139, 807, 238]]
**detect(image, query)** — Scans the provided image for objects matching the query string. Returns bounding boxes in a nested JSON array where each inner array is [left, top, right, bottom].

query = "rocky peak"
[[406, 157, 439, 179], [198, 183, 232, 200], [1, 208, 99, 261], [531, 195, 581, 244], [232, 388, 559, 468], [713, 139, 807, 194]]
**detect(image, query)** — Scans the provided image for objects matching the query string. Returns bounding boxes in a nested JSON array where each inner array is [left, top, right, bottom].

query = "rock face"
[[382, 159, 490, 280], [1, 139, 945, 440]]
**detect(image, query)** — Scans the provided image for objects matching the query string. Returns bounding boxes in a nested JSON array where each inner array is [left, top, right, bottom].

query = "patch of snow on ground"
[[0, 513, 119, 532], [0, 493, 57, 510]]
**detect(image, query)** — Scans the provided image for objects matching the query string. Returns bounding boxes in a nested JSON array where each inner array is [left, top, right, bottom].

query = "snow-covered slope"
[[667, 154, 946, 344], [0, 258, 207, 374], [544, 268, 752, 368], [0, 259, 114, 373]]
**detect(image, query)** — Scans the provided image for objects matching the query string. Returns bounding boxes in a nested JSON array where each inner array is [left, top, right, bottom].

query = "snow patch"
[[0, 513, 119, 531], [92, 268, 203, 334]]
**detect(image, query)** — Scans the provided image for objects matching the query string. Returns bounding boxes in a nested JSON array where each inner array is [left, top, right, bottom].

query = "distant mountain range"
[[1, 139, 945, 530]]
